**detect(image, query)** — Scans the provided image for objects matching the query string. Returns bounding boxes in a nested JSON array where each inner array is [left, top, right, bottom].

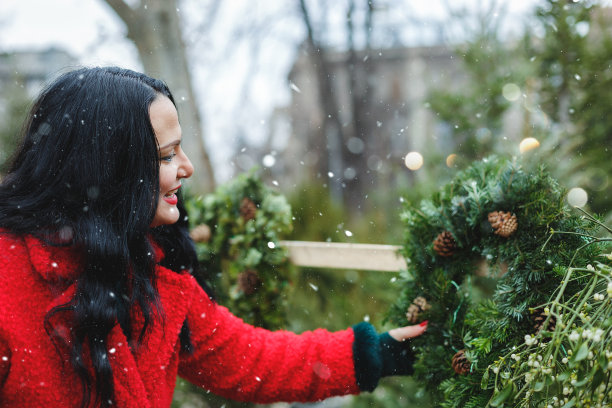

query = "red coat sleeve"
[[178, 276, 360, 403]]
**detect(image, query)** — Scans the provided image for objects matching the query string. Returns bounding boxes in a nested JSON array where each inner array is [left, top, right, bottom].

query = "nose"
[[178, 149, 194, 179]]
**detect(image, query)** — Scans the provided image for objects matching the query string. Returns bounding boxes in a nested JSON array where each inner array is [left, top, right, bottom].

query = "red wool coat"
[[0, 233, 360, 407]]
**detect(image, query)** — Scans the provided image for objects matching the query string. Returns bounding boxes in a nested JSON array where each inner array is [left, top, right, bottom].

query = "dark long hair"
[[0, 67, 199, 407]]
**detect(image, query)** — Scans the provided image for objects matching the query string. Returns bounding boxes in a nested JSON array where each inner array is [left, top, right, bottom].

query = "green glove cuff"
[[352, 323, 416, 392], [352, 322, 382, 392]]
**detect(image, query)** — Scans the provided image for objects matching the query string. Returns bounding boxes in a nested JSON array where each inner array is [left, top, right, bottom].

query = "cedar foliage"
[[185, 169, 293, 330], [388, 156, 602, 407]]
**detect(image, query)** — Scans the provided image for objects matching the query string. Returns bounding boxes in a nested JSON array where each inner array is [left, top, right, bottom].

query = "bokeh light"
[[404, 152, 423, 170], [262, 154, 276, 167], [343, 167, 357, 180], [347, 137, 364, 154], [502, 83, 521, 101], [567, 187, 588, 207], [519, 137, 540, 153]]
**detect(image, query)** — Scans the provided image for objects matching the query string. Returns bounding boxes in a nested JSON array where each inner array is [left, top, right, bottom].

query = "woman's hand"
[[387, 320, 428, 341], [378, 321, 428, 378]]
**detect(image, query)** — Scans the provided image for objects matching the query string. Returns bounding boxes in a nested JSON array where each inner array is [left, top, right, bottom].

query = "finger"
[[388, 321, 428, 341]]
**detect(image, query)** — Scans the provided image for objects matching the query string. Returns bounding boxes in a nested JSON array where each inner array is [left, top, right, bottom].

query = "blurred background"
[[1, 0, 611, 406]]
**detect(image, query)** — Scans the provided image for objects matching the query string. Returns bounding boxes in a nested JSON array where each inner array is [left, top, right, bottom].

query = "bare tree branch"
[[103, 0, 137, 28], [189, 0, 222, 43]]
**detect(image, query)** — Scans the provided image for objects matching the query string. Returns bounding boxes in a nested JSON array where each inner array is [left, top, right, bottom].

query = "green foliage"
[[389, 156, 604, 407], [533, 0, 594, 123], [287, 182, 347, 242], [348, 377, 432, 408], [288, 181, 405, 245], [185, 169, 293, 330], [489, 212, 612, 408], [427, 22, 528, 161], [0, 74, 31, 172], [530, 0, 612, 214], [427, 0, 612, 216]]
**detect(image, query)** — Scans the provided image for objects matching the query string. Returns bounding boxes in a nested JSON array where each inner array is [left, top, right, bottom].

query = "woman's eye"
[[160, 153, 176, 162]]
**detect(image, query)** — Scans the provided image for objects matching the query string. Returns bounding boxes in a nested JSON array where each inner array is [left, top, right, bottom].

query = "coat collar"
[[23, 233, 194, 408]]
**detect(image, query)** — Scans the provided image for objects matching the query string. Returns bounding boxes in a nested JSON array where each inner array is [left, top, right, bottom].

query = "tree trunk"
[[103, 0, 216, 192], [344, 0, 377, 211], [298, 0, 346, 205], [299, 0, 382, 213]]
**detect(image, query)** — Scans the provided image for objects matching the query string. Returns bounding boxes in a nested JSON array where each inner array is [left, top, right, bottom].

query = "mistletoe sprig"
[[185, 169, 293, 330], [388, 156, 605, 407], [488, 211, 612, 408]]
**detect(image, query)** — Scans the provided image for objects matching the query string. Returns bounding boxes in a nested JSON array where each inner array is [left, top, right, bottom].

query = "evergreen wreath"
[[388, 156, 610, 407], [185, 169, 293, 330]]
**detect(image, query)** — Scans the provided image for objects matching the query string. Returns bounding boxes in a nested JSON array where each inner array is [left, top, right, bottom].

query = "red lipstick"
[[163, 194, 178, 205], [163, 184, 181, 205]]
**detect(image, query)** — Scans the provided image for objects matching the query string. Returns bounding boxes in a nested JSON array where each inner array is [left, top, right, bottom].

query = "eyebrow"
[[158, 140, 181, 150]]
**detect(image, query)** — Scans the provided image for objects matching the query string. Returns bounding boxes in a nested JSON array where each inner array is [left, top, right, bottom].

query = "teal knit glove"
[[379, 332, 415, 376], [352, 322, 416, 392]]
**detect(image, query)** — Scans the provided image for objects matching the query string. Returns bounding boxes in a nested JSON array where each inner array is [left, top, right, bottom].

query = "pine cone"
[[189, 224, 211, 243], [532, 308, 557, 334], [433, 231, 456, 257], [488, 211, 518, 237], [240, 197, 257, 221], [237, 269, 261, 295], [405, 296, 432, 323], [452, 349, 471, 375]]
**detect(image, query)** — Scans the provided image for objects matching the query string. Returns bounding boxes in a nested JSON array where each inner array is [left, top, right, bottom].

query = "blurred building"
[[0, 47, 76, 169], [0, 47, 76, 97], [260, 44, 465, 200]]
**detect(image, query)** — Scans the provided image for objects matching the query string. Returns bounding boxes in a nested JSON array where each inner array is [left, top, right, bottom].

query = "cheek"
[[158, 166, 176, 191]]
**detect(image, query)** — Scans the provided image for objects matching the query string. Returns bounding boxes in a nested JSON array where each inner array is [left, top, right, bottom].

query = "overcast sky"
[[0, 0, 543, 181]]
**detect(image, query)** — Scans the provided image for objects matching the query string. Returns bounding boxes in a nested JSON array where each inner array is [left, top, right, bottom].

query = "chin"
[[151, 210, 180, 228]]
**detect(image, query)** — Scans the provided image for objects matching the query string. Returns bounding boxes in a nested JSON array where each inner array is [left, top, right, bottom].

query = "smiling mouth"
[[163, 185, 181, 205], [165, 184, 181, 195]]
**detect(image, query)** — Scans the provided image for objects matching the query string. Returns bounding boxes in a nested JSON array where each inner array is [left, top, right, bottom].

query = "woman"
[[0, 67, 427, 408]]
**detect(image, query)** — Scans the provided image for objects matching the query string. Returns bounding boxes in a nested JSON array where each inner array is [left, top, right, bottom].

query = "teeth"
[[164, 187, 180, 197]]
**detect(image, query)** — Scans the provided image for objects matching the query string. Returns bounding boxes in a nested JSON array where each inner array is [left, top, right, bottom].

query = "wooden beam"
[[279, 240, 407, 272]]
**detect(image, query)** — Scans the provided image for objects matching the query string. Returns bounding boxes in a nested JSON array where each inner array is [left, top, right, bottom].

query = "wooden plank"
[[279, 240, 407, 272]]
